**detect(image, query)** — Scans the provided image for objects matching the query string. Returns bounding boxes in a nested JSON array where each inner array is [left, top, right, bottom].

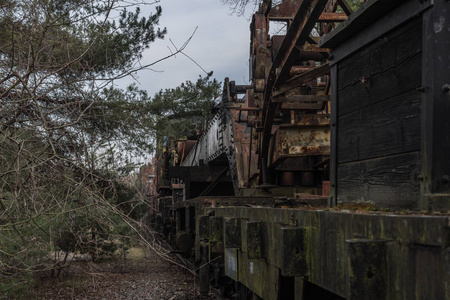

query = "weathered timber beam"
[[260, 0, 271, 16], [273, 95, 330, 103], [273, 63, 330, 97]]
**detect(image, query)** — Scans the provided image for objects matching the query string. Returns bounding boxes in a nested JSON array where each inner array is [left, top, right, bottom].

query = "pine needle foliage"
[[0, 0, 178, 295]]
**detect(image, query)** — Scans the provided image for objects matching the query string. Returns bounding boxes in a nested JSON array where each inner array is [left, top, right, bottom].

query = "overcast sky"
[[117, 0, 253, 96]]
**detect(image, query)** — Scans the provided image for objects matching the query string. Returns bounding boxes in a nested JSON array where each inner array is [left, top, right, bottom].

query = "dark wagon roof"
[[320, 0, 428, 49]]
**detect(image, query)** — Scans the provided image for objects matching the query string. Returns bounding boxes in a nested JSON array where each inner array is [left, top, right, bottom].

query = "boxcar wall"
[[322, 0, 450, 211]]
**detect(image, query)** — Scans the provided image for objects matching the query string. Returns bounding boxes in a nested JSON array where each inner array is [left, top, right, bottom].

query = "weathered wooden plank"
[[337, 90, 421, 163], [329, 65, 338, 207], [420, 0, 450, 210], [337, 52, 421, 117], [337, 152, 420, 208], [320, 0, 430, 50], [337, 17, 422, 90], [347, 239, 387, 300]]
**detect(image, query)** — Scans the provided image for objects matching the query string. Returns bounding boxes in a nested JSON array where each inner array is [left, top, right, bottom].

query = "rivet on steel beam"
[[442, 84, 450, 94], [332, 123, 336, 127]]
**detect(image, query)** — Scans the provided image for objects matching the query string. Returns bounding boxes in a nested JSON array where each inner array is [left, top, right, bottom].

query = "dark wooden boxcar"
[[321, 0, 450, 211]]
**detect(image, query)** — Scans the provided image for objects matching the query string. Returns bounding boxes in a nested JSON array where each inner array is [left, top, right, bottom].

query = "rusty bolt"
[[416, 86, 427, 93], [360, 76, 370, 87], [443, 175, 450, 185]]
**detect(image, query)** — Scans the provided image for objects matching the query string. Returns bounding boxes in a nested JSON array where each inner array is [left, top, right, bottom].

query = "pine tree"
[[0, 0, 179, 294]]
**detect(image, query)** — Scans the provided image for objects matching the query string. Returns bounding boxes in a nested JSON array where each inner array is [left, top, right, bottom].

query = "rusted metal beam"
[[273, 0, 330, 86], [260, 0, 272, 16], [251, 13, 268, 81], [273, 95, 330, 103], [271, 125, 330, 166], [268, 0, 302, 21], [235, 85, 253, 93], [325, 0, 339, 14], [337, 0, 353, 16], [260, 0, 330, 170], [286, 114, 330, 126], [318, 12, 348, 22], [273, 63, 330, 97], [271, 12, 348, 22]]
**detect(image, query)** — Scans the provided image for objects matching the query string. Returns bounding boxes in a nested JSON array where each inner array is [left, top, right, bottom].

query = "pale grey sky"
[[118, 0, 252, 96]]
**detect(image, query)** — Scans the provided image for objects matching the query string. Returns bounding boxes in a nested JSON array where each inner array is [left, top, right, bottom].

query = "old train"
[[146, 0, 450, 299]]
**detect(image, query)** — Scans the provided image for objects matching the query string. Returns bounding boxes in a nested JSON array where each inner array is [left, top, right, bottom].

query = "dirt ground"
[[28, 247, 218, 300]]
